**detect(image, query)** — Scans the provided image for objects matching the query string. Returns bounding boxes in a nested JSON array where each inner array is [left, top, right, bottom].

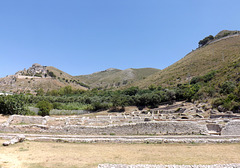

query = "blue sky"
[[0, 0, 240, 77]]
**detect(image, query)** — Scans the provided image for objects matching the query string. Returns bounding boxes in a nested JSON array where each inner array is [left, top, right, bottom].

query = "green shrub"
[[47, 71, 56, 78], [230, 101, 240, 113], [190, 71, 216, 84], [52, 102, 64, 109], [36, 101, 53, 116], [90, 102, 111, 111], [202, 71, 216, 82], [36, 88, 44, 96], [220, 81, 236, 95], [212, 97, 224, 108], [0, 95, 29, 115], [212, 96, 240, 113], [190, 76, 201, 84], [34, 73, 42, 77], [123, 86, 139, 96]]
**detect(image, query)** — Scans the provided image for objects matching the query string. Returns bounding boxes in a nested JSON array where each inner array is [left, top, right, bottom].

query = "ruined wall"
[[4, 115, 53, 126], [4, 115, 240, 136], [68, 122, 208, 135], [221, 120, 240, 135], [0, 121, 208, 135]]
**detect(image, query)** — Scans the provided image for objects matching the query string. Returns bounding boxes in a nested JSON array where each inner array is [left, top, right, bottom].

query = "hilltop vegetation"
[[198, 30, 239, 47]]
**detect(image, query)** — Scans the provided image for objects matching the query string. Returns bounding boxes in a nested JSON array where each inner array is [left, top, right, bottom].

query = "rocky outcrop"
[[15, 63, 47, 77]]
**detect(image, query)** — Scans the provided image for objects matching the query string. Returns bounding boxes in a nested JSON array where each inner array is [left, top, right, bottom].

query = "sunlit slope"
[[75, 68, 160, 89], [134, 35, 240, 88]]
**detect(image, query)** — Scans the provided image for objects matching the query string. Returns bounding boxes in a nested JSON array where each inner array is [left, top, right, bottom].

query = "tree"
[[111, 94, 128, 110], [198, 35, 214, 47], [59, 86, 73, 95], [48, 71, 56, 78], [37, 101, 53, 116], [0, 95, 29, 115], [123, 86, 139, 96]]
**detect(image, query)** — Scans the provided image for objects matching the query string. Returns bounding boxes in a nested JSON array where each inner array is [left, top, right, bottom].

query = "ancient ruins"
[[1, 101, 240, 137]]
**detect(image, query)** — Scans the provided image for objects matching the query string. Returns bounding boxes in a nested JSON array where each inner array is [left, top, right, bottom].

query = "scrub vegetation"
[[0, 72, 239, 116]]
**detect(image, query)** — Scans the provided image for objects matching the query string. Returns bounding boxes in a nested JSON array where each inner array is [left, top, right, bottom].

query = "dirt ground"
[[0, 140, 240, 168]]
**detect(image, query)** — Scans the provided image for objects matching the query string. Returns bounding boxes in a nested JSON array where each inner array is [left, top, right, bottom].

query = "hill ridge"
[[133, 32, 240, 88], [0, 30, 239, 93]]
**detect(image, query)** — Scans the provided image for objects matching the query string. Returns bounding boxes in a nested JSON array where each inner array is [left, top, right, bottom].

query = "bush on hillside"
[[47, 71, 56, 78], [198, 35, 214, 47], [220, 81, 236, 95], [190, 71, 216, 84]]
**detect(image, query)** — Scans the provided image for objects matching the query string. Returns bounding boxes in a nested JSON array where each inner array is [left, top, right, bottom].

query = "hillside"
[[1, 30, 239, 94], [133, 32, 240, 88], [0, 64, 160, 93], [0, 64, 88, 94], [75, 68, 160, 89]]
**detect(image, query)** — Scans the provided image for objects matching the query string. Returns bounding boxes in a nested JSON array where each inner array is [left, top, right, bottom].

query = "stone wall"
[[0, 121, 208, 135], [4, 115, 53, 126], [3, 115, 240, 136], [221, 120, 240, 135]]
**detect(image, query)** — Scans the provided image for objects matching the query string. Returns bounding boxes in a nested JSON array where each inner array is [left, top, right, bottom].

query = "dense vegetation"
[[0, 95, 33, 115], [0, 68, 239, 116]]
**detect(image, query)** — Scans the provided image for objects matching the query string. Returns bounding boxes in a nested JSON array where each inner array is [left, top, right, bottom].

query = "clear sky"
[[0, 0, 240, 77]]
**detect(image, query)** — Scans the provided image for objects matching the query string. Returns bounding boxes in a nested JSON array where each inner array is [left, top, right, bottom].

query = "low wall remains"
[[221, 120, 240, 135], [0, 121, 208, 135], [4, 115, 53, 126], [2, 115, 240, 136]]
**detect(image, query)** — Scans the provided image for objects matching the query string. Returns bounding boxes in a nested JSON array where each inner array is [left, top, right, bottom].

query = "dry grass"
[[75, 68, 160, 89], [0, 140, 240, 168], [135, 35, 240, 88]]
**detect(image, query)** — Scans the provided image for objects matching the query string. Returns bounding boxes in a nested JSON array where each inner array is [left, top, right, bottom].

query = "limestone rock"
[[3, 135, 25, 146], [210, 109, 218, 114], [218, 105, 227, 112], [221, 120, 240, 135]]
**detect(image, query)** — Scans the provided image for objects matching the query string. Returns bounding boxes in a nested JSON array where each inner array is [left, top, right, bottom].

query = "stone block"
[[221, 120, 240, 135]]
